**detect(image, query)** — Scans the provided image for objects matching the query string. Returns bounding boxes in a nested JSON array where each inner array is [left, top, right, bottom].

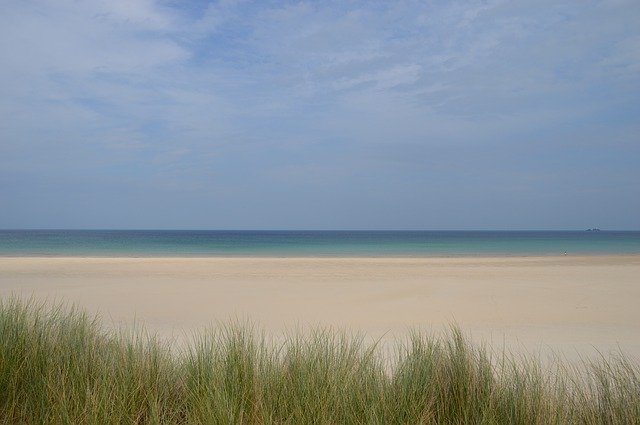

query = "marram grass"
[[0, 298, 638, 424]]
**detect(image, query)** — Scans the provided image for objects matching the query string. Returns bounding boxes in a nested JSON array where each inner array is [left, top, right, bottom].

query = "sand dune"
[[1, 255, 639, 360]]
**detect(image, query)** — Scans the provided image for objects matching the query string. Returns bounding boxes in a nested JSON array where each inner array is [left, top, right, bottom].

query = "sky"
[[1, 0, 639, 230]]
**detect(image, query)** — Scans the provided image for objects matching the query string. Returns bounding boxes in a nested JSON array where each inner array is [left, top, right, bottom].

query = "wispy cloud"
[[1, 0, 639, 229]]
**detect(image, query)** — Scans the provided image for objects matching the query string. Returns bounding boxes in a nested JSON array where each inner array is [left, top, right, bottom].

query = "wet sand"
[[1, 255, 639, 360]]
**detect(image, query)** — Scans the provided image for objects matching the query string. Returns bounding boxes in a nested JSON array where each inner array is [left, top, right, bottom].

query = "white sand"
[[1, 255, 639, 360]]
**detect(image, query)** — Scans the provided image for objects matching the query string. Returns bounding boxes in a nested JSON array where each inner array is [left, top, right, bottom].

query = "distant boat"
[[586, 228, 601, 232]]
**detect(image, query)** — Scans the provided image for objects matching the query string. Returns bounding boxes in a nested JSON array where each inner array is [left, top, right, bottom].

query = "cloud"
[[1, 0, 639, 228]]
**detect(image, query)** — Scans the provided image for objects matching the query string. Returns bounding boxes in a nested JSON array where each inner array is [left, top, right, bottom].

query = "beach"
[[1, 255, 639, 359]]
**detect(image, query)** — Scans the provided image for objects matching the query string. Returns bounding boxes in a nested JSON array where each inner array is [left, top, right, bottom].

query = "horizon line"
[[1, 228, 637, 232]]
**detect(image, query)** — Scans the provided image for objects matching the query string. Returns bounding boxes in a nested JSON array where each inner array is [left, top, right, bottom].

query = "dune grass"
[[0, 297, 638, 424]]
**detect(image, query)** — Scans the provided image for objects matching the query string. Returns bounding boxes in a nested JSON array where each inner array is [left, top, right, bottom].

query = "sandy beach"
[[1, 255, 639, 359]]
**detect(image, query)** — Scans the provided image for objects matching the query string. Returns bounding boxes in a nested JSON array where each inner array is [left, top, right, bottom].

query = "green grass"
[[0, 297, 638, 424]]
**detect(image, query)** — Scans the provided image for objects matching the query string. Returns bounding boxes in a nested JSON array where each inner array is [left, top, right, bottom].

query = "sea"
[[0, 230, 639, 257]]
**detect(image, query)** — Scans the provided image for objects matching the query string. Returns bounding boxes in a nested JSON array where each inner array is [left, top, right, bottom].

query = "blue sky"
[[1, 0, 639, 229]]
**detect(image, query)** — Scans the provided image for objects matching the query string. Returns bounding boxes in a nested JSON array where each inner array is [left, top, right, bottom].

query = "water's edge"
[[1, 230, 639, 257]]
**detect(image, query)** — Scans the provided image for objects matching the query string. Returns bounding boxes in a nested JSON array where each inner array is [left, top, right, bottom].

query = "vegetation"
[[0, 297, 638, 424]]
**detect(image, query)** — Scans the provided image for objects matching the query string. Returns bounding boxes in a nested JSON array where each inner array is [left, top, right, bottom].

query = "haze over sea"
[[1, 230, 639, 257]]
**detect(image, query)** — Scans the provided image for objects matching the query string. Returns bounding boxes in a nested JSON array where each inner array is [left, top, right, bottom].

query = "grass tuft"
[[0, 297, 638, 424]]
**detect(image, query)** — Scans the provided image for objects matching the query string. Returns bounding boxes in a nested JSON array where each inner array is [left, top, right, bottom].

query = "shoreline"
[[2, 255, 639, 360], [1, 252, 639, 259]]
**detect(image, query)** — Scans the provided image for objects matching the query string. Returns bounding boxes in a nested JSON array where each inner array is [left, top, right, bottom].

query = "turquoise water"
[[0, 230, 638, 257]]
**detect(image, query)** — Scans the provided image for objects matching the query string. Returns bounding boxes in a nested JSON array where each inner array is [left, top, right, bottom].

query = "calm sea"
[[0, 230, 639, 257]]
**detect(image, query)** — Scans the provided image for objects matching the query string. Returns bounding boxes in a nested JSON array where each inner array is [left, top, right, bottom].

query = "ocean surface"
[[0, 230, 639, 257]]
